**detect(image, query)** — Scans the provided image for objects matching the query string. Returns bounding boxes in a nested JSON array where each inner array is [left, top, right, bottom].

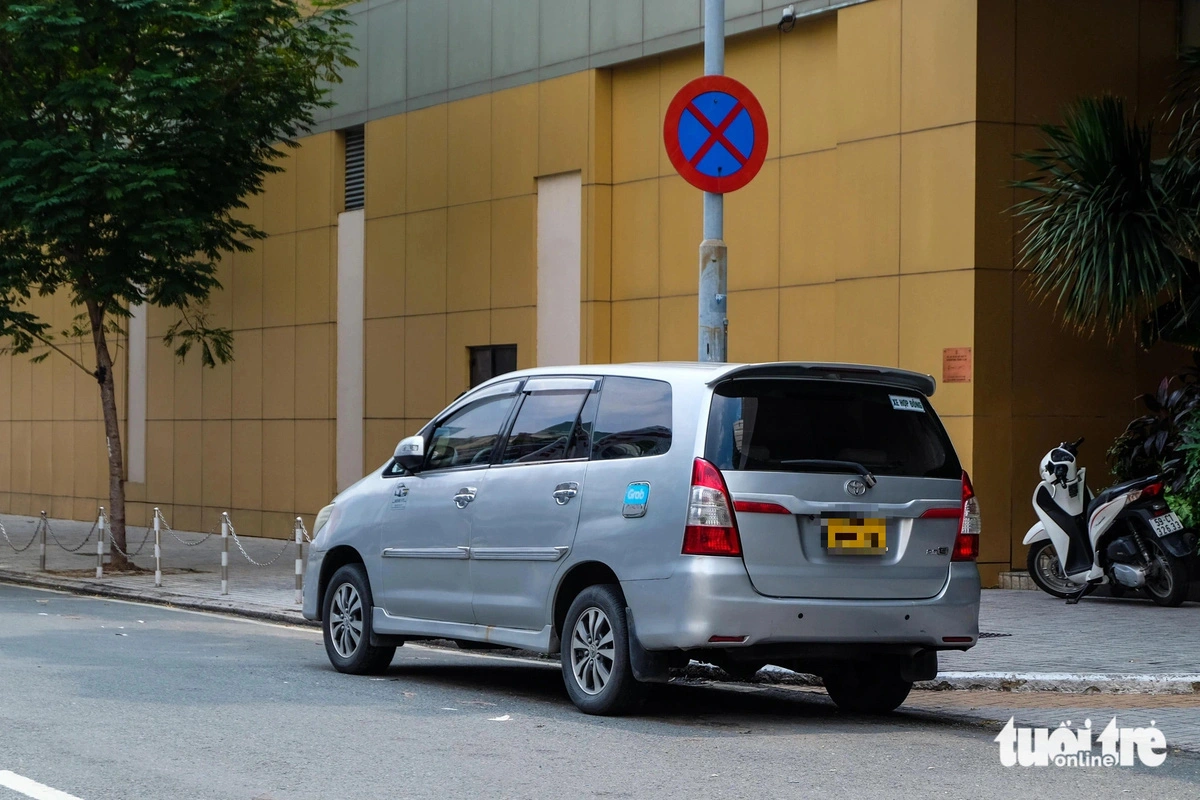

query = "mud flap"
[[899, 649, 938, 682], [625, 607, 670, 683]]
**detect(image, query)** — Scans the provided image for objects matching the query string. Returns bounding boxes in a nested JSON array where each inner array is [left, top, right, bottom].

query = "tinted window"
[[705, 379, 960, 478], [469, 345, 518, 388], [426, 394, 518, 470], [501, 391, 590, 464], [568, 391, 600, 459], [592, 377, 672, 460]]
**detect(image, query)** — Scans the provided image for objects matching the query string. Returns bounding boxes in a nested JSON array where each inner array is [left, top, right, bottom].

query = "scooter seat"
[[1087, 475, 1159, 519]]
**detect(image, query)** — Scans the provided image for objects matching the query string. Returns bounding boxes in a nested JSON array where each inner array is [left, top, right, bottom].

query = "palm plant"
[[1014, 49, 1200, 347]]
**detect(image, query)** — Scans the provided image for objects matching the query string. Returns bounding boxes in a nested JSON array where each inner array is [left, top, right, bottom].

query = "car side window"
[[501, 391, 590, 464], [425, 394, 519, 471], [567, 390, 600, 459], [591, 377, 672, 460]]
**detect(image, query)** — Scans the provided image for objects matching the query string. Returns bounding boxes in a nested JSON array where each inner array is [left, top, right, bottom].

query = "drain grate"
[[978, 632, 1012, 638]]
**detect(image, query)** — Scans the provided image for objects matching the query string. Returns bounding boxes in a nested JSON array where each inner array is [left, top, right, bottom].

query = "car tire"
[[823, 661, 913, 714], [561, 584, 645, 716], [1026, 540, 1077, 599], [322, 564, 396, 675]]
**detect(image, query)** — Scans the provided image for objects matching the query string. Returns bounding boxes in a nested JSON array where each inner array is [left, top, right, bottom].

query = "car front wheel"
[[322, 564, 396, 675]]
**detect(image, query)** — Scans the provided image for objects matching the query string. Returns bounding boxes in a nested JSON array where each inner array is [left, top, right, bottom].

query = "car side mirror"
[[393, 435, 425, 472]]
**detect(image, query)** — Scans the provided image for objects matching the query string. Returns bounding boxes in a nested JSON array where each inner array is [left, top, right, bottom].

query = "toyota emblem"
[[845, 479, 868, 497]]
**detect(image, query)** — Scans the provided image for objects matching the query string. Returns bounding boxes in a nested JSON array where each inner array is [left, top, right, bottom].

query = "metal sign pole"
[[699, 0, 727, 363]]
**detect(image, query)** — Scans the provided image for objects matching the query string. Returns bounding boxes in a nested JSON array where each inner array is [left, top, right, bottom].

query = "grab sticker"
[[889, 395, 926, 413], [622, 482, 650, 518]]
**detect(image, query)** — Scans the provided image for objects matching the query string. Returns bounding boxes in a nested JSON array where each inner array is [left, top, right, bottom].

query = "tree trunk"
[[87, 299, 132, 571]]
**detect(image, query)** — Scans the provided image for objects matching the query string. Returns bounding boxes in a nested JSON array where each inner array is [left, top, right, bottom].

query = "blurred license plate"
[[1150, 512, 1183, 537], [822, 516, 887, 555]]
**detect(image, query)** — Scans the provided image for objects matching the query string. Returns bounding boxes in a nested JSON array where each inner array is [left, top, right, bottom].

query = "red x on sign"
[[685, 99, 746, 168], [664, 75, 768, 194]]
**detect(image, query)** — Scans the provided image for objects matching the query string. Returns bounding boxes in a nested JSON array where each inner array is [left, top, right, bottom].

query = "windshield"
[[705, 378, 961, 479]]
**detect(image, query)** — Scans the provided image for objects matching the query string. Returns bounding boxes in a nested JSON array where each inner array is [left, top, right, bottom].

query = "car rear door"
[[468, 378, 598, 631], [706, 377, 964, 600]]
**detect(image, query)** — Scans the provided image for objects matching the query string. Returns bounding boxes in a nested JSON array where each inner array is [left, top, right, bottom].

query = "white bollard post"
[[95, 507, 105, 578], [38, 511, 47, 572], [295, 518, 304, 605], [221, 512, 229, 595], [153, 508, 162, 588]]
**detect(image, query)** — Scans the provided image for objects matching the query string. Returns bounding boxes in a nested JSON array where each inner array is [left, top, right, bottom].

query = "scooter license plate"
[[1150, 512, 1184, 537]]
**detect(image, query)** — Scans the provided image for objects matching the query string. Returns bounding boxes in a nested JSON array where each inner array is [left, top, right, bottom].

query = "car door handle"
[[454, 487, 477, 509], [552, 482, 579, 505]]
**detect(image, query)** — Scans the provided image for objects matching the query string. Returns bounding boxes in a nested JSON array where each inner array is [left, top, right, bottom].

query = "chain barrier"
[[44, 515, 98, 554], [104, 524, 155, 560], [6, 505, 307, 601], [225, 518, 292, 567], [0, 517, 41, 553], [156, 508, 217, 547]]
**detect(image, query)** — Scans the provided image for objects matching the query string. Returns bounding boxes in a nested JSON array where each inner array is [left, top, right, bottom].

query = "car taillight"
[[682, 458, 742, 557], [953, 471, 980, 562]]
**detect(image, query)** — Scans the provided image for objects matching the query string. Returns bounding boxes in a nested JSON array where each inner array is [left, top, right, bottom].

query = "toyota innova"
[[302, 362, 981, 715]]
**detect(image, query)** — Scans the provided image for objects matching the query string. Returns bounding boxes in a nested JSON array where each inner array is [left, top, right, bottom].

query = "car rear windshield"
[[705, 378, 961, 479]]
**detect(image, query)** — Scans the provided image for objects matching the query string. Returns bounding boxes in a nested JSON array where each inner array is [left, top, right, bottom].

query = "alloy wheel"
[[329, 583, 363, 659], [570, 606, 615, 696]]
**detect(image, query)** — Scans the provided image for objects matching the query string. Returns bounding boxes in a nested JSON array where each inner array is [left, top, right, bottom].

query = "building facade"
[[0, 0, 1191, 586]]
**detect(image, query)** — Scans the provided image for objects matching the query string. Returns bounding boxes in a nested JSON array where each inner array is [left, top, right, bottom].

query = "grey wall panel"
[[407, 0, 449, 98], [450, 0, 494, 87], [320, 0, 869, 134], [493, 0, 540, 75], [330, 8, 370, 121], [367, 1, 407, 109], [590, 0, 644, 53], [540, 0, 590, 66], [644, 0, 700, 40], [724, 0, 764, 19]]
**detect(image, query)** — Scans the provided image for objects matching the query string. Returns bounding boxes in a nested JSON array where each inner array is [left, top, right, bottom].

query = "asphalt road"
[[1, 583, 1198, 800]]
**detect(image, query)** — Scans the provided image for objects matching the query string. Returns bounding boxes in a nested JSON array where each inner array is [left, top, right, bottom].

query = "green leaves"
[[1014, 96, 1195, 339], [0, 0, 353, 370]]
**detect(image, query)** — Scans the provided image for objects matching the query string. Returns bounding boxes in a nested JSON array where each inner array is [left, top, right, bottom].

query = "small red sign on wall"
[[943, 347, 972, 383]]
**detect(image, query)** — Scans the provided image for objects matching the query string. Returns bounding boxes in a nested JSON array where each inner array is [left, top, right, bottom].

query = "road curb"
[[5, 570, 1199, 695], [0, 569, 317, 629], [684, 662, 1200, 696]]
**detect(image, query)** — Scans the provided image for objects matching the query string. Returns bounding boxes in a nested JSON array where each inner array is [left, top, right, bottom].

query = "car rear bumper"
[[620, 557, 980, 651]]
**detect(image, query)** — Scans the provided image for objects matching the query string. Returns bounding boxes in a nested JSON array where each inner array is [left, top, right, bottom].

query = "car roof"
[[475, 361, 937, 397]]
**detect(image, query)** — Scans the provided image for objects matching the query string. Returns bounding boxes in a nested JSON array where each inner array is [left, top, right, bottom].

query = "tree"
[[1013, 49, 1200, 348], [0, 0, 353, 567]]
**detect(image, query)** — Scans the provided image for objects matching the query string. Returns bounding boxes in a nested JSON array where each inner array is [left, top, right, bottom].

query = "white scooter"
[[1024, 438, 1194, 606]]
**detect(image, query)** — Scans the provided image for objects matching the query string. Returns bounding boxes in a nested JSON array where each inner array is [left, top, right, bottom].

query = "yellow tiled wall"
[[2, 0, 1188, 567], [0, 290, 123, 523], [360, 70, 608, 475]]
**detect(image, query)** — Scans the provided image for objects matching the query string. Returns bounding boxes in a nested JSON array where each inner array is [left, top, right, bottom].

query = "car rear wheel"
[[561, 584, 645, 716], [823, 662, 912, 714], [322, 564, 396, 675]]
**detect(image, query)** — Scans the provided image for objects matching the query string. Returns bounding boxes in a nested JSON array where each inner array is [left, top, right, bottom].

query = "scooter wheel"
[[1143, 539, 1189, 608], [1026, 540, 1077, 598]]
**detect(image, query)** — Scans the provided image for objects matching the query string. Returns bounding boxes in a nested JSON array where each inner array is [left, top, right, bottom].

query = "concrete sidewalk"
[[3, 512, 1199, 693]]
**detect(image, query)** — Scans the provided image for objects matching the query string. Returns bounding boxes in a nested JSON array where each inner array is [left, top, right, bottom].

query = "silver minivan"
[[303, 362, 981, 715]]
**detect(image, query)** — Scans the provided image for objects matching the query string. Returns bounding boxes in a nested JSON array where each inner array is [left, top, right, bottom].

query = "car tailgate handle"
[[453, 487, 477, 508], [552, 482, 579, 505]]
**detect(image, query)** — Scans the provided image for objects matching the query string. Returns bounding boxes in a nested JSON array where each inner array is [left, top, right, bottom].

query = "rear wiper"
[[778, 459, 877, 487]]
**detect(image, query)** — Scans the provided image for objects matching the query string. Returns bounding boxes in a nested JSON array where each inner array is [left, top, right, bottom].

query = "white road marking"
[[0, 771, 84, 800]]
